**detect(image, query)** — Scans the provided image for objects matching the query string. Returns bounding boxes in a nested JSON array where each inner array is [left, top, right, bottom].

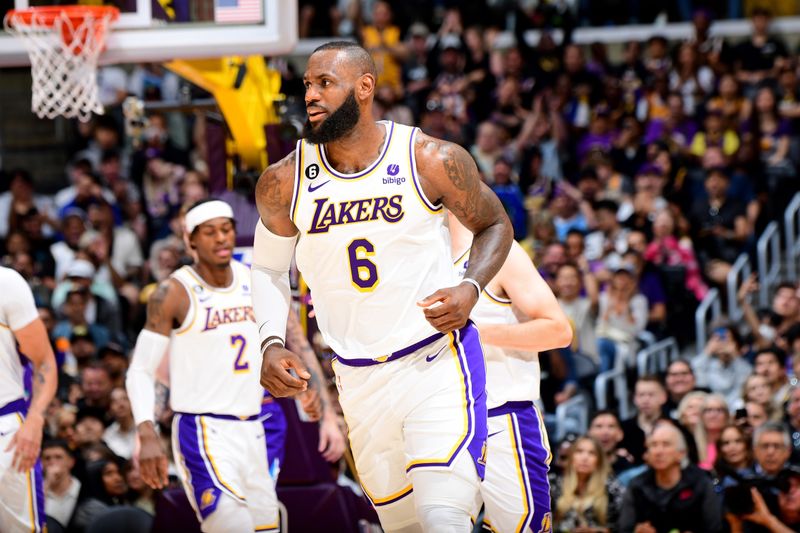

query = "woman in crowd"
[[695, 394, 731, 470], [712, 424, 756, 503], [553, 435, 625, 532], [69, 457, 131, 532], [678, 391, 709, 432]]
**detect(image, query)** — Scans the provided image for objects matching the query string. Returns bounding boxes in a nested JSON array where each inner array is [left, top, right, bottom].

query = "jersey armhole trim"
[[483, 287, 512, 306], [172, 273, 198, 335], [290, 140, 303, 225], [409, 127, 443, 214]]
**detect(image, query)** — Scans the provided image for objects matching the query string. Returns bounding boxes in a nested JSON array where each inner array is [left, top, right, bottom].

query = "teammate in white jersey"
[[251, 41, 513, 532], [450, 213, 572, 533], [126, 200, 279, 533], [0, 267, 57, 533]]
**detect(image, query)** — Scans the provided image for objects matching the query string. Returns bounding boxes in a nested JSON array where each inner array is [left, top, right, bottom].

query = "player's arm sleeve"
[[125, 329, 170, 426], [250, 219, 299, 348], [3, 270, 39, 331]]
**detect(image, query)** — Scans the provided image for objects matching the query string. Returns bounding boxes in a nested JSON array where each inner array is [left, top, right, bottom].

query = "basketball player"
[[450, 213, 571, 533], [251, 42, 513, 532], [126, 199, 279, 533], [0, 266, 57, 533]]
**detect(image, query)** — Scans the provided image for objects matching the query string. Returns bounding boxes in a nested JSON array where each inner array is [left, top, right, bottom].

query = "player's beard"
[[303, 90, 360, 145]]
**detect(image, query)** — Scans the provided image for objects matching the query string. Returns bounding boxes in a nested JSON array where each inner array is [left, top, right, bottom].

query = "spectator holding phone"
[[692, 324, 752, 408]]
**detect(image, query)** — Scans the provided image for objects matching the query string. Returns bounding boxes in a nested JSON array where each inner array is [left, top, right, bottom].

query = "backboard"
[[0, 0, 297, 66]]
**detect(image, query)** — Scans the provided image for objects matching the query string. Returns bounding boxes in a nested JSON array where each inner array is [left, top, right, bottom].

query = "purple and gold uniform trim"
[[409, 127, 443, 214], [405, 323, 488, 479], [363, 483, 414, 507], [488, 401, 553, 533], [483, 288, 512, 306], [332, 329, 446, 367], [175, 414, 247, 520], [3, 402, 46, 533], [290, 139, 303, 224], [317, 121, 394, 181]]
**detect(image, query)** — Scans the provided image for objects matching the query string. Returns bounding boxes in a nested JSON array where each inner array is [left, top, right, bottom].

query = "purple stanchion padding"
[[277, 484, 379, 533], [151, 488, 203, 533], [275, 397, 333, 486]]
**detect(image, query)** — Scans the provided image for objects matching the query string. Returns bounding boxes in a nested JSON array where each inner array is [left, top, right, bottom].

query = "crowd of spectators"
[[2, 0, 800, 531]]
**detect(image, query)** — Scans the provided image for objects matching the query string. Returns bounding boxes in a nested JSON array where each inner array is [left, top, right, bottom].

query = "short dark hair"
[[593, 199, 619, 214], [755, 346, 787, 366], [42, 439, 73, 456], [312, 41, 377, 77], [589, 409, 622, 427], [667, 358, 694, 375], [637, 374, 665, 389], [776, 281, 798, 293], [566, 228, 586, 239]]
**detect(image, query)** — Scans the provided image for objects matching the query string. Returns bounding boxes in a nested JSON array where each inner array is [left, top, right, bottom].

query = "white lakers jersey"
[[292, 121, 456, 359], [169, 261, 263, 417], [0, 267, 39, 407], [454, 247, 541, 408]]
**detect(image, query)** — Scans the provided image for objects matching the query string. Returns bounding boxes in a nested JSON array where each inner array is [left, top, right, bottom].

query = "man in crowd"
[[620, 421, 722, 533]]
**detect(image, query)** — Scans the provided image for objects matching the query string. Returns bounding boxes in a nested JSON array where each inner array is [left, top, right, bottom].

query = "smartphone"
[[724, 484, 755, 515], [714, 327, 728, 340]]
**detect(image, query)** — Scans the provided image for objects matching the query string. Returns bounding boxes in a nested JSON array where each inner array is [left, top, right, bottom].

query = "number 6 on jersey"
[[347, 238, 378, 291]]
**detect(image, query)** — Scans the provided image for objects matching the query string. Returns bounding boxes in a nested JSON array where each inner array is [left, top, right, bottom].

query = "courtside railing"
[[594, 368, 631, 420], [637, 337, 679, 377], [727, 254, 752, 323], [786, 193, 800, 283], [695, 288, 721, 355], [757, 221, 782, 307]]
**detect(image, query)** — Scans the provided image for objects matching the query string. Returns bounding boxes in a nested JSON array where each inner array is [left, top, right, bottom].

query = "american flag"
[[214, 0, 262, 23]]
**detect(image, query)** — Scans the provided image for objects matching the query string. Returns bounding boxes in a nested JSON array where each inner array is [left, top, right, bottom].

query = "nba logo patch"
[[200, 488, 217, 510]]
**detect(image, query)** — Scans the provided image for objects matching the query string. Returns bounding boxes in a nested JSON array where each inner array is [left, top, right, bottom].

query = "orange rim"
[[5, 6, 120, 28]]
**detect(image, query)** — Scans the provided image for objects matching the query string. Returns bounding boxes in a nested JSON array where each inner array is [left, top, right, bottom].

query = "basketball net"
[[4, 6, 119, 122]]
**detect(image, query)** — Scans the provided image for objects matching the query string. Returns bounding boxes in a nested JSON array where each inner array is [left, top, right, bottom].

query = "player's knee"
[[416, 504, 472, 533], [200, 495, 253, 533]]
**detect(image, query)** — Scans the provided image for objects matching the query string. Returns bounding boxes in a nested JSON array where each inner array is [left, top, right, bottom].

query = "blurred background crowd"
[[2, 0, 800, 531]]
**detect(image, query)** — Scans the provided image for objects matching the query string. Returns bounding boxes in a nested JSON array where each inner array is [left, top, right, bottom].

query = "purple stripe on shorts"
[[33, 460, 45, 530], [488, 401, 533, 418], [511, 407, 552, 533], [406, 322, 488, 479], [0, 398, 27, 417], [176, 414, 222, 520], [260, 398, 287, 480]]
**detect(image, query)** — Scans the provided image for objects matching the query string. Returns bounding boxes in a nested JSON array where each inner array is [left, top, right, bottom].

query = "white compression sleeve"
[[126, 329, 170, 426], [251, 219, 298, 348]]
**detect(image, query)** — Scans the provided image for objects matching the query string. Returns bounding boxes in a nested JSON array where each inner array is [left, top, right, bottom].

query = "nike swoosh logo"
[[308, 180, 330, 193], [425, 346, 447, 362], [487, 430, 503, 439]]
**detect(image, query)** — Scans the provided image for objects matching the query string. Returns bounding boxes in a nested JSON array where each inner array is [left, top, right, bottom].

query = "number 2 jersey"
[[291, 121, 456, 359], [168, 261, 263, 417]]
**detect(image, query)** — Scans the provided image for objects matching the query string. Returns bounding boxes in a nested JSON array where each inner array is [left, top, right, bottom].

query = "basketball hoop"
[[3, 6, 119, 122]]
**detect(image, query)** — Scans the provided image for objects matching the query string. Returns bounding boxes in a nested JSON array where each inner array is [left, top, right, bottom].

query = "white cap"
[[184, 200, 234, 234], [66, 259, 96, 279]]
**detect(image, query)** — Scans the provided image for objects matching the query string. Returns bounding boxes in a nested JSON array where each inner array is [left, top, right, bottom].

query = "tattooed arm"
[[414, 132, 514, 332], [11, 317, 57, 472], [127, 279, 187, 489]]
